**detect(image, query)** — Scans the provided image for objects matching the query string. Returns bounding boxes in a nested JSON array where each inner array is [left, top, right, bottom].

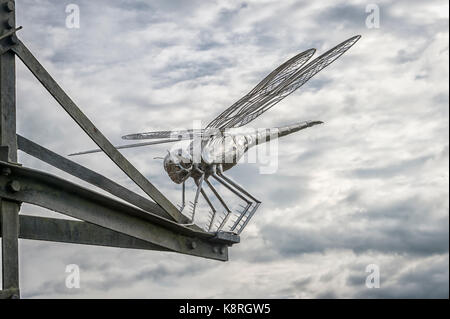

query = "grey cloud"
[[349, 154, 434, 179], [154, 58, 234, 88], [316, 291, 338, 299], [260, 195, 448, 257], [8, 0, 449, 298], [319, 3, 368, 30], [215, 3, 249, 28], [356, 256, 449, 298]]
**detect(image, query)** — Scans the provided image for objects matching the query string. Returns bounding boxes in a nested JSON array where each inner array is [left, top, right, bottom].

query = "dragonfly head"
[[163, 148, 193, 184]]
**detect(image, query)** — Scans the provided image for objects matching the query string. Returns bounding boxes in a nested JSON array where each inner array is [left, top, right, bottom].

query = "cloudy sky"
[[1, 0, 448, 298]]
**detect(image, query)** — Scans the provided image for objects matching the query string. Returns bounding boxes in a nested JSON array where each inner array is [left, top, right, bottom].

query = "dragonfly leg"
[[177, 181, 186, 212], [204, 178, 233, 232], [215, 164, 261, 234], [189, 174, 204, 223], [199, 185, 218, 232]]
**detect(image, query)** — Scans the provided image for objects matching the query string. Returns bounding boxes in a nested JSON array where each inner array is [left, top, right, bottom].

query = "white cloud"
[[2, 0, 447, 298]]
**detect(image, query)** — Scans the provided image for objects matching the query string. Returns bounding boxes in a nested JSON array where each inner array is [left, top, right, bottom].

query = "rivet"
[[7, 180, 20, 192], [9, 34, 18, 45], [5, 1, 15, 12], [1, 167, 11, 176], [6, 17, 14, 29], [190, 241, 197, 249]]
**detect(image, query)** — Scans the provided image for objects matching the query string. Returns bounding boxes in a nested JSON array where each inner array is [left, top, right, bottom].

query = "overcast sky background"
[[0, 0, 447, 298]]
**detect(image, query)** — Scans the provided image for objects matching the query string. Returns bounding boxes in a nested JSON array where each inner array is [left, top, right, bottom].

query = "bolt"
[[6, 17, 14, 29], [7, 180, 20, 192], [220, 247, 226, 255], [4, 1, 14, 12], [189, 241, 197, 249], [1, 167, 11, 176], [9, 34, 18, 45], [213, 247, 219, 254]]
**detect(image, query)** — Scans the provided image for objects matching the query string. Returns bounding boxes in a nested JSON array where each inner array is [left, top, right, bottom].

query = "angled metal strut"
[[12, 41, 188, 223]]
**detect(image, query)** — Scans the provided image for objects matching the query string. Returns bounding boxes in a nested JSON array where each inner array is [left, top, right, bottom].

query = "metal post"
[[0, 0, 20, 298]]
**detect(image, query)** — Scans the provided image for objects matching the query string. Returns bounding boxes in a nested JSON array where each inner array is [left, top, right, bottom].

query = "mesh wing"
[[206, 48, 316, 129], [121, 129, 220, 140], [207, 35, 361, 129]]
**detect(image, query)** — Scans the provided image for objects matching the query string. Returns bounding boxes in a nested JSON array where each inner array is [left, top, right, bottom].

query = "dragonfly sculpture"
[[70, 35, 361, 234]]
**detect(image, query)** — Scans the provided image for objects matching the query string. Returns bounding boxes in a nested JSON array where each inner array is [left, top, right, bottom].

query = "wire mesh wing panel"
[[206, 35, 361, 129], [122, 129, 221, 140]]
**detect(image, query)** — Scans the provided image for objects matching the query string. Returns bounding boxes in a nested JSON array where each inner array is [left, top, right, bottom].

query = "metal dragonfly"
[[70, 35, 361, 234]]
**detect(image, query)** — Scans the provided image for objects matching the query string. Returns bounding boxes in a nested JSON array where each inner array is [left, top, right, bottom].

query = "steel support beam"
[[11, 41, 188, 223], [0, 287, 19, 299], [0, 199, 19, 291], [0, 215, 170, 251], [0, 160, 234, 261], [17, 134, 173, 221], [0, 1, 242, 298], [0, 0, 20, 298]]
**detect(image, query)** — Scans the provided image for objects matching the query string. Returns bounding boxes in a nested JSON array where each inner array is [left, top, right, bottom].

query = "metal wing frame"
[[69, 36, 361, 156], [206, 35, 361, 129]]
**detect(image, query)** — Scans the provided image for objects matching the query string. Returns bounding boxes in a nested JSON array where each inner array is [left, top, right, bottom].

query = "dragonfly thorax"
[[163, 135, 250, 184]]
